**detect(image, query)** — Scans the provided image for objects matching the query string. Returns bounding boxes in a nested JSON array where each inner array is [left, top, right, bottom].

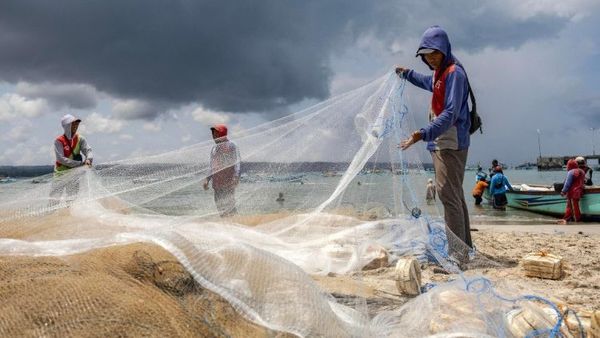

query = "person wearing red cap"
[[558, 159, 585, 224], [203, 124, 241, 217], [50, 114, 93, 206]]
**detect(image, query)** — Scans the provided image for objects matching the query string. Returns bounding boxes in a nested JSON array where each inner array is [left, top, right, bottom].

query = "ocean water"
[[0, 169, 587, 224], [462, 169, 569, 224]]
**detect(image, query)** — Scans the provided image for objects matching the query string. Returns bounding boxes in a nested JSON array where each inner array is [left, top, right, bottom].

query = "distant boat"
[[0, 176, 16, 184], [484, 184, 600, 221], [515, 162, 537, 170], [132, 177, 161, 184], [393, 169, 409, 175], [31, 178, 49, 184], [267, 174, 305, 183]]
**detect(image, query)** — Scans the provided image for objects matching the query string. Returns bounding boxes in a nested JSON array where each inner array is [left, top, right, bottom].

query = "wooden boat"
[[484, 184, 600, 221]]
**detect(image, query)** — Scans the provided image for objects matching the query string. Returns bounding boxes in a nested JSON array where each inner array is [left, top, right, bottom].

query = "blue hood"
[[416, 26, 458, 70]]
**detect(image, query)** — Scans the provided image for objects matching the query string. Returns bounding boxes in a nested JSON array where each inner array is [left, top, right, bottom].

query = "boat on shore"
[[484, 184, 600, 221]]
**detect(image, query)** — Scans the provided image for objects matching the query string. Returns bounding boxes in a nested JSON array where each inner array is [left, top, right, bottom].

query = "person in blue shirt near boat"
[[489, 166, 513, 210]]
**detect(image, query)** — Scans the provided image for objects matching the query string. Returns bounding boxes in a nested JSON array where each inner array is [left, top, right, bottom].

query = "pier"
[[537, 155, 600, 170]]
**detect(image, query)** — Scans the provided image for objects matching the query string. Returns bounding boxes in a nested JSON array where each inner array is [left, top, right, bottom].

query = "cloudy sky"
[[1, 0, 599, 166]]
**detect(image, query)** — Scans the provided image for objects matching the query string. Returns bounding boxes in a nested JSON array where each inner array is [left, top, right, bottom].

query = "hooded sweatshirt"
[[562, 159, 585, 199], [208, 125, 241, 189], [489, 172, 512, 196], [403, 26, 471, 151], [54, 118, 92, 170]]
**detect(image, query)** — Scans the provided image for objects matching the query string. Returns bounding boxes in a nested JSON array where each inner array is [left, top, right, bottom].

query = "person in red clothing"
[[203, 124, 241, 217], [558, 159, 585, 224]]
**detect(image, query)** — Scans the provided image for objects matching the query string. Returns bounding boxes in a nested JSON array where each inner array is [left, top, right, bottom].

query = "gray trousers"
[[431, 149, 472, 259], [214, 186, 237, 217]]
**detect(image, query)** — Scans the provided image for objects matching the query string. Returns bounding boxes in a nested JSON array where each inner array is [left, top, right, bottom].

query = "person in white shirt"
[[202, 124, 241, 217], [49, 114, 93, 206]]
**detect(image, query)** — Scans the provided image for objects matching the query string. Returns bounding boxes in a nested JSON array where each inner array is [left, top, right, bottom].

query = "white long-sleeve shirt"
[[209, 140, 240, 175], [208, 140, 240, 188]]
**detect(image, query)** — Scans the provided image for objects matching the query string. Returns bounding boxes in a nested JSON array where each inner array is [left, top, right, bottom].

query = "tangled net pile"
[[0, 74, 586, 337]]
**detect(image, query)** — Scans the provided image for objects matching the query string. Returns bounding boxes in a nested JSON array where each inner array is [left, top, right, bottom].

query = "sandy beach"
[[2, 220, 598, 336], [472, 229, 600, 309], [314, 223, 600, 318]]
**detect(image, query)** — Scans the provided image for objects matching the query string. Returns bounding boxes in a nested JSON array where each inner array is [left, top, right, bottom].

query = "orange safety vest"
[[431, 63, 456, 116], [54, 134, 81, 173]]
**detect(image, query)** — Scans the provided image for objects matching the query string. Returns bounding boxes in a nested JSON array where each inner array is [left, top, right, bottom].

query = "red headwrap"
[[210, 124, 228, 138], [566, 159, 578, 171]]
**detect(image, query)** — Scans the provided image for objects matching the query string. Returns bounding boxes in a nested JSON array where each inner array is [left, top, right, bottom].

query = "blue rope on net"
[[564, 308, 585, 338], [391, 222, 448, 265], [421, 282, 437, 293], [373, 77, 408, 140], [392, 219, 451, 266], [428, 225, 449, 260], [464, 276, 584, 338]]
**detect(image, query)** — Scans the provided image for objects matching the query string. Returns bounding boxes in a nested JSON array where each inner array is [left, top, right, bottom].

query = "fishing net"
[[0, 73, 589, 337]]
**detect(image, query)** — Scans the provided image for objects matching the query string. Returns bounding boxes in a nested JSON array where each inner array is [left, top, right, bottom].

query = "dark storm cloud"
[[0, 1, 568, 119], [16, 82, 98, 109], [390, 2, 568, 53], [111, 99, 170, 120]]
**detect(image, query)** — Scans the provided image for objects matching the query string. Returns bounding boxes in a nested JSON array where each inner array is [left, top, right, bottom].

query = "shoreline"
[[472, 222, 600, 234]]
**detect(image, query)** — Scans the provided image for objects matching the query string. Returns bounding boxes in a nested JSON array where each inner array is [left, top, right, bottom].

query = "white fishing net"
[[0, 74, 589, 337]]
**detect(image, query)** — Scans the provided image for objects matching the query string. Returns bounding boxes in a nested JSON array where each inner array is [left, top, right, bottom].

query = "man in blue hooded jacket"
[[397, 26, 472, 261]]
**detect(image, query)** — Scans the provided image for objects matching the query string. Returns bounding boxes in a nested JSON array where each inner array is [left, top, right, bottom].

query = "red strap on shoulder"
[[56, 134, 67, 145], [56, 134, 78, 156]]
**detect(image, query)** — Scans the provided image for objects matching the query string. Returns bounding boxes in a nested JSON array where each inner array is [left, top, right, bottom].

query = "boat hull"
[[484, 186, 600, 221]]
